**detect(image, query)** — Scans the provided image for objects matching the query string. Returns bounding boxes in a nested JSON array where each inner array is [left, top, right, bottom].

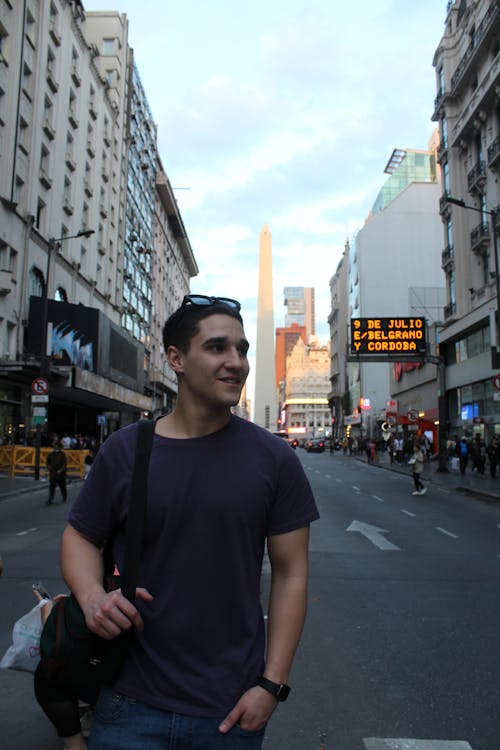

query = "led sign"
[[350, 317, 427, 355]]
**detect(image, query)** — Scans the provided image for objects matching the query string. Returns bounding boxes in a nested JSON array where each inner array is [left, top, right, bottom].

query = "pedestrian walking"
[[45, 441, 67, 505], [487, 435, 500, 478], [456, 436, 469, 475], [409, 440, 427, 495], [59, 294, 319, 749]]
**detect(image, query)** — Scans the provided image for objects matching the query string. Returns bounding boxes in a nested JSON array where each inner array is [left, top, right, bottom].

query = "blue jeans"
[[88, 688, 266, 749]]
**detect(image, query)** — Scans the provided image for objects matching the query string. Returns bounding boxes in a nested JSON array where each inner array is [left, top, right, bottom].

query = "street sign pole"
[[32, 378, 49, 481]]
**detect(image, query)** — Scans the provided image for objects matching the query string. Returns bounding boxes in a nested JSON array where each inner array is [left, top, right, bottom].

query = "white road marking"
[[364, 740, 473, 749], [16, 527, 38, 536], [372, 495, 384, 502], [325, 474, 332, 479], [436, 527, 459, 539], [401, 509, 416, 517], [347, 520, 401, 551], [352, 485, 361, 491], [335, 478, 343, 483]]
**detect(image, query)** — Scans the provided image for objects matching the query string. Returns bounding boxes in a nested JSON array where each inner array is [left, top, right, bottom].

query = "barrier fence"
[[0, 445, 89, 478]]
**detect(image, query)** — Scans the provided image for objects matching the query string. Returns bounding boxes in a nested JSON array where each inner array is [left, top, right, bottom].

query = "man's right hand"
[[85, 587, 154, 640]]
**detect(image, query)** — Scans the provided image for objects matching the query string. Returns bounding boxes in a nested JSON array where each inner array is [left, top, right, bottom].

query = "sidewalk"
[[354, 450, 500, 503], [0, 474, 83, 500]]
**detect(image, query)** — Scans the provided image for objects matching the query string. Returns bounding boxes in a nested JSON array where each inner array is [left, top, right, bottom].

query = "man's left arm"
[[219, 526, 310, 734]]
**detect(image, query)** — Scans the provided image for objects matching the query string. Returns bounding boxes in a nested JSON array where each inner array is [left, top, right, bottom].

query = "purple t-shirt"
[[68, 415, 319, 716]]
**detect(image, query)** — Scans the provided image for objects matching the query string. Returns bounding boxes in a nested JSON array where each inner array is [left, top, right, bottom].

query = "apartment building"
[[328, 240, 349, 438], [152, 156, 198, 416], [341, 144, 445, 442], [433, 0, 500, 439], [283, 336, 331, 439], [0, 1, 196, 441]]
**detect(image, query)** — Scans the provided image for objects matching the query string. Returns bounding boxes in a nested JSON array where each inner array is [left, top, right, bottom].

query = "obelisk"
[[254, 225, 277, 430]]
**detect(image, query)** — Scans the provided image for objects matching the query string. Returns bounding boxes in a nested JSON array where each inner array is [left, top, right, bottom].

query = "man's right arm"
[[60, 524, 153, 640]]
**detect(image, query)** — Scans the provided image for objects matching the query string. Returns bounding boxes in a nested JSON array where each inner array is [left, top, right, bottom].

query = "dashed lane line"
[[363, 740, 473, 749], [372, 495, 384, 502], [401, 509, 416, 517], [436, 527, 459, 539]]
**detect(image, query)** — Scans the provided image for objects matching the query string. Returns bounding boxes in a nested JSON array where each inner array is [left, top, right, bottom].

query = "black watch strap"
[[256, 676, 291, 702]]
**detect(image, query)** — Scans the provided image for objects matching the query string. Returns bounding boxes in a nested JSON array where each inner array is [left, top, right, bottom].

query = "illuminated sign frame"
[[350, 317, 427, 356]]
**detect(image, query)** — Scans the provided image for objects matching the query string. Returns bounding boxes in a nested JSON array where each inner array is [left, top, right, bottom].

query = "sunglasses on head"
[[181, 294, 241, 311]]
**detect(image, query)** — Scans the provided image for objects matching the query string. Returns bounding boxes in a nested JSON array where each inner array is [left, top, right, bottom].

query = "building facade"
[[342, 143, 446, 441], [283, 337, 331, 440], [0, 1, 196, 442], [151, 157, 198, 416], [433, 0, 500, 441], [283, 286, 315, 341], [328, 241, 350, 438]]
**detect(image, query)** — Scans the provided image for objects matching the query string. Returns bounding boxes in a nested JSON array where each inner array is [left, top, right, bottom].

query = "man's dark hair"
[[162, 302, 243, 354]]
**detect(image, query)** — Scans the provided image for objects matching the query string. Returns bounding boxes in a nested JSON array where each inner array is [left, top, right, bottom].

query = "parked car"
[[306, 438, 325, 453]]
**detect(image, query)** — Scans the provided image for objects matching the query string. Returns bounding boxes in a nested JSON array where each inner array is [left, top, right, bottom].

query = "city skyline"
[[82, 0, 447, 359]]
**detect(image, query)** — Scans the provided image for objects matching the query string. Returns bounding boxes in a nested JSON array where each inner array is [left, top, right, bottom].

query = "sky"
[[83, 0, 448, 398]]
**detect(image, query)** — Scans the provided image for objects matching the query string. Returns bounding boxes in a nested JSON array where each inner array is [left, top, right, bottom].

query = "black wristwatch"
[[256, 676, 291, 702]]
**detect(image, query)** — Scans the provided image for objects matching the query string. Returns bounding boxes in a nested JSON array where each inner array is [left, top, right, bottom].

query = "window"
[[443, 161, 450, 194], [55, 287, 67, 302], [102, 38, 115, 55], [441, 115, 448, 148], [29, 266, 44, 297], [446, 218, 453, 251], [438, 67, 445, 95]]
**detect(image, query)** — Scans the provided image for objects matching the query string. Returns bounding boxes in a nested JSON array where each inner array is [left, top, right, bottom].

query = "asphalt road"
[[1, 455, 500, 749]]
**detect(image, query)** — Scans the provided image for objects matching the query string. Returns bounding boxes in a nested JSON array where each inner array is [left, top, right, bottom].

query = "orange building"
[[275, 323, 307, 389]]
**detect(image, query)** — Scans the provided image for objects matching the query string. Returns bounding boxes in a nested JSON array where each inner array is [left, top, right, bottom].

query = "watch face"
[[276, 683, 290, 701]]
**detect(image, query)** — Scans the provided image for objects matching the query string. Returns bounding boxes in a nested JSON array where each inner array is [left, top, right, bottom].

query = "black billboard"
[[28, 297, 144, 391], [350, 317, 427, 356]]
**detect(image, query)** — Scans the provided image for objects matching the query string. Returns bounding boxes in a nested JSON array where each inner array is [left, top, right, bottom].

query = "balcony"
[[87, 140, 95, 158], [439, 193, 452, 215], [48, 20, 62, 46], [451, 2, 500, 93], [441, 245, 454, 270], [487, 135, 500, 170], [42, 118, 55, 140], [39, 168, 52, 190], [432, 89, 455, 121], [83, 179, 93, 197], [46, 70, 59, 93], [467, 160, 486, 193], [444, 301, 456, 320], [470, 221, 490, 253], [68, 110, 79, 129], [437, 140, 448, 163], [71, 65, 81, 87], [0, 269, 12, 295], [65, 152, 76, 171], [63, 198, 74, 216], [89, 102, 98, 121]]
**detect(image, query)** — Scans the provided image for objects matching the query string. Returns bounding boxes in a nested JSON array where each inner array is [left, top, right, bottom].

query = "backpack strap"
[[120, 419, 156, 602]]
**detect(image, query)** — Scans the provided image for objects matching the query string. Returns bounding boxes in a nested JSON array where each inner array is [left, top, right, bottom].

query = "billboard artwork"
[[28, 297, 99, 372], [350, 317, 426, 355]]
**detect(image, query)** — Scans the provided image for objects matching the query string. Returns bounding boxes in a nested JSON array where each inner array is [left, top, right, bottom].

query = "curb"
[[0, 479, 84, 502]]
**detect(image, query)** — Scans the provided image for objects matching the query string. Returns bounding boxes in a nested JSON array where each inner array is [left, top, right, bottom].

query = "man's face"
[[171, 314, 250, 410]]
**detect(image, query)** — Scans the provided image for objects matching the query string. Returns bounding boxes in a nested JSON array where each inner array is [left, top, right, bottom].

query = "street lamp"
[[34, 228, 95, 480], [445, 196, 500, 367]]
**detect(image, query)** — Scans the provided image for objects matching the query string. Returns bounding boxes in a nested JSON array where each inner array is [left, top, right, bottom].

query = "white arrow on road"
[[347, 521, 401, 551]]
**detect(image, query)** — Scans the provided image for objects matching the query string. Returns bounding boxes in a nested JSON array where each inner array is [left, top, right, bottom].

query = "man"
[[46, 440, 67, 505], [61, 294, 319, 749]]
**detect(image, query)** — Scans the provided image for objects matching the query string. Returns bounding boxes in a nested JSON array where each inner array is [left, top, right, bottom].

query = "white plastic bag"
[[0, 599, 45, 673]]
